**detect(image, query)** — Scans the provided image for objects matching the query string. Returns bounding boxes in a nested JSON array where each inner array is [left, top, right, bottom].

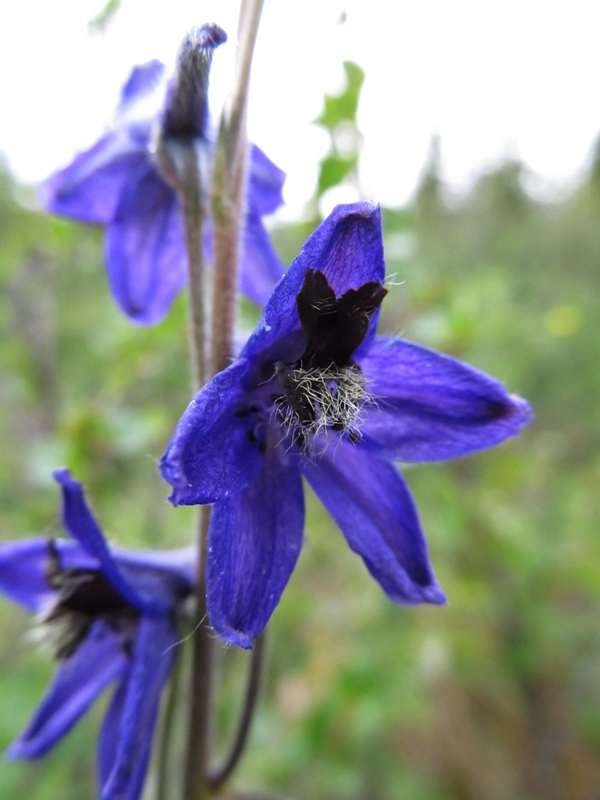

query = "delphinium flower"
[[0, 469, 194, 800], [38, 24, 285, 325], [160, 201, 532, 649]]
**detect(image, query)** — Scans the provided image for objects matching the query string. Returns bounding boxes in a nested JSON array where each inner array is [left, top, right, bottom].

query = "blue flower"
[[38, 25, 285, 325], [0, 469, 194, 800], [159, 202, 532, 649]]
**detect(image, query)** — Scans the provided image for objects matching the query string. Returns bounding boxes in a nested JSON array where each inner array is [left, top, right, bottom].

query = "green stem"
[[176, 3, 267, 797], [176, 142, 214, 800], [180, 145, 210, 388], [210, 0, 265, 375], [183, 505, 213, 800]]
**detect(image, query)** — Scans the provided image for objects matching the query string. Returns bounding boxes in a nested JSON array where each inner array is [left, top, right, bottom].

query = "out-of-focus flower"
[[39, 24, 285, 325], [0, 469, 194, 800], [160, 201, 532, 649]]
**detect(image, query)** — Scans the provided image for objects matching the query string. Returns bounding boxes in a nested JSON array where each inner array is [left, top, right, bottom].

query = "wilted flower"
[[39, 24, 285, 325], [159, 202, 532, 648], [0, 469, 194, 800]]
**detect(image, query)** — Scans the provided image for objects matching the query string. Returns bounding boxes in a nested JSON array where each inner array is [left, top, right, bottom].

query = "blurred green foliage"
[[314, 61, 364, 201], [1, 65, 600, 800]]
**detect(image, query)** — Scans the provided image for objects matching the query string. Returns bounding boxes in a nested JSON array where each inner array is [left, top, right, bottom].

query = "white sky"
[[1, 0, 599, 216]]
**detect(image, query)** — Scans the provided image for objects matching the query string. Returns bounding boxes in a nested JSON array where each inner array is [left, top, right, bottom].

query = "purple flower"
[[0, 469, 194, 800], [38, 25, 285, 325], [159, 202, 532, 649]]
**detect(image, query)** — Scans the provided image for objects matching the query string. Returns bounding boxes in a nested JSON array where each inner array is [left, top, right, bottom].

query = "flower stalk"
[[176, 2, 267, 797], [208, 631, 267, 792], [211, 0, 266, 375]]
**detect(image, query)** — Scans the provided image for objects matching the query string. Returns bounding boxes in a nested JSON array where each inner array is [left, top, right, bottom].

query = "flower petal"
[[360, 337, 533, 462], [302, 443, 445, 605], [117, 60, 165, 120], [53, 469, 170, 616], [113, 546, 196, 595], [99, 615, 178, 800], [106, 164, 186, 324], [247, 144, 285, 216], [207, 447, 304, 648], [38, 132, 149, 224], [159, 358, 265, 505], [7, 620, 126, 760], [0, 538, 95, 611], [239, 213, 285, 306], [243, 202, 384, 360]]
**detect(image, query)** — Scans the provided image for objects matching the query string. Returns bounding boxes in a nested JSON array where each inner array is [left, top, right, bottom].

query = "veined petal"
[[7, 620, 127, 760], [360, 337, 533, 462], [302, 443, 445, 606], [38, 132, 149, 224], [99, 616, 177, 800], [239, 213, 285, 306], [53, 469, 170, 617], [243, 202, 384, 360], [160, 358, 264, 505], [247, 144, 285, 216], [207, 447, 304, 648], [106, 164, 186, 325]]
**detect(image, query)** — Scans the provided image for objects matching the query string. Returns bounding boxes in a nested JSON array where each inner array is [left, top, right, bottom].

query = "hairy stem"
[[181, 146, 210, 388], [176, 143, 214, 800], [178, 2, 267, 796], [210, 0, 265, 375], [183, 506, 213, 800]]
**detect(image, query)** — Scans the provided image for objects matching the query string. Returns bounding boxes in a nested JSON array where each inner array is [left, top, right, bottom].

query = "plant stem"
[[205, 2, 269, 793], [183, 505, 213, 800], [156, 645, 183, 800], [177, 142, 214, 800], [208, 632, 267, 792], [181, 145, 210, 388], [178, 3, 267, 797], [210, 0, 265, 375]]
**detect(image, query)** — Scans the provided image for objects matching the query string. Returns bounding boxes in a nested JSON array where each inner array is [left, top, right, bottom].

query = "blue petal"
[[360, 337, 533, 462], [239, 213, 285, 306], [113, 546, 196, 595], [117, 60, 165, 119], [99, 615, 178, 800], [7, 621, 127, 760], [38, 133, 149, 224], [106, 164, 186, 325], [247, 144, 285, 216], [302, 443, 445, 606], [53, 469, 170, 616], [243, 202, 384, 361], [159, 358, 264, 505], [0, 538, 95, 611], [207, 447, 304, 648]]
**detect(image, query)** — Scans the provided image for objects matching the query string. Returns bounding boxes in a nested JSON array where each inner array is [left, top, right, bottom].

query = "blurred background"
[[1, 2, 599, 799]]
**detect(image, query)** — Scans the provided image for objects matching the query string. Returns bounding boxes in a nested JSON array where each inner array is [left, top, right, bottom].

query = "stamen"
[[275, 360, 372, 450]]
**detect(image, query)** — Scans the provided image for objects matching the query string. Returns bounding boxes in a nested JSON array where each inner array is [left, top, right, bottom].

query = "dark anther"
[[296, 269, 387, 368]]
